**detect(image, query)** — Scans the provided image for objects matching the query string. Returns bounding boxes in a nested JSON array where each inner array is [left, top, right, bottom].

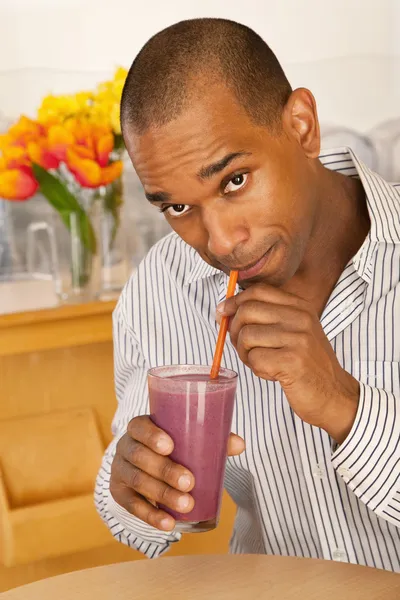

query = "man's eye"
[[161, 204, 191, 217], [224, 173, 248, 194]]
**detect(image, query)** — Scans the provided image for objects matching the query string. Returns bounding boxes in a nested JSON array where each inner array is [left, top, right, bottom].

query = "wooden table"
[[1, 555, 400, 599]]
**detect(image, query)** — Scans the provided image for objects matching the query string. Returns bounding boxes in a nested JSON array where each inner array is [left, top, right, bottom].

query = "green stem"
[[100, 177, 123, 251], [32, 164, 97, 291]]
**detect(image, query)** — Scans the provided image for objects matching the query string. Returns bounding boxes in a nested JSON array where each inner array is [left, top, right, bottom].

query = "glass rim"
[[147, 364, 238, 382]]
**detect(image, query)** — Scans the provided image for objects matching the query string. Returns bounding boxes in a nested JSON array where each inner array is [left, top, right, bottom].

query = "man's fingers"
[[217, 294, 239, 317], [127, 415, 174, 455], [110, 484, 176, 532], [116, 436, 194, 492], [228, 303, 312, 346], [117, 457, 194, 513], [227, 432, 245, 456], [236, 324, 304, 357], [218, 283, 306, 316]]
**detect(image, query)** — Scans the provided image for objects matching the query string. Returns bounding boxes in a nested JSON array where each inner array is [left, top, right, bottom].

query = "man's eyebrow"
[[145, 191, 172, 203], [144, 151, 251, 202], [198, 151, 251, 180]]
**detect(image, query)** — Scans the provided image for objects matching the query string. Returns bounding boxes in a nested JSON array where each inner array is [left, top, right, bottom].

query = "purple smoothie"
[[148, 366, 237, 527]]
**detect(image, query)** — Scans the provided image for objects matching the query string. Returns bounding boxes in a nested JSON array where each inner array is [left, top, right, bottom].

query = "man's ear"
[[282, 88, 321, 159]]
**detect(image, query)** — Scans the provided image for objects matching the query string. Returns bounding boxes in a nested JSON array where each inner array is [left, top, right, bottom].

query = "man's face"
[[125, 84, 320, 287]]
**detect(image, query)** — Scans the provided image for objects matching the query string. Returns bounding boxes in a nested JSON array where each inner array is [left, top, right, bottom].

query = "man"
[[95, 18, 400, 570]]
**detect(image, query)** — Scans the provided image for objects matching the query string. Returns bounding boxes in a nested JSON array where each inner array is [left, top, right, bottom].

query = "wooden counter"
[[0, 300, 117, 357], [0, 289, 236, 592]]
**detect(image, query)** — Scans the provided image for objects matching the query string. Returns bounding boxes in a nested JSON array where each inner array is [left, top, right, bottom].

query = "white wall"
[[0, 0, 399, 130], [0, 0, 393, 70]]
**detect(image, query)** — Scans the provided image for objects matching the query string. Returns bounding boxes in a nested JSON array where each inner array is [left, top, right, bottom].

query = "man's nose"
[[203, 206, 249, 259]]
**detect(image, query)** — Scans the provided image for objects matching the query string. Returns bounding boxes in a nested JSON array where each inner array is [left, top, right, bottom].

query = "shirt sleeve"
[[94, 281, 181, 558], [332, 381, 400, 527]]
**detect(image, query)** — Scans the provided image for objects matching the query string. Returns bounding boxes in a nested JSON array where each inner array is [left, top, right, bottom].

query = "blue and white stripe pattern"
[[95, 147, 400, 570]]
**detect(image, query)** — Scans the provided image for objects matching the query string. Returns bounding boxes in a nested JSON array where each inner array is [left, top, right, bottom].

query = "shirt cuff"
[[332, 381, 400, 515], [107, 493, 181, 547]]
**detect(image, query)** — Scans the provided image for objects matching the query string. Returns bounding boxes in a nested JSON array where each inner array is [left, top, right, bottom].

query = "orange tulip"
[[66, 147, 122, 188], [66, 148, 100, 187], [1, 145, 30, 169], [7, 116, 45, 147], [27, 140, 60, 170], [0, 166, 39, 201], [96, 133, 114, 167], [47, 125, 75, 161], [72, 144, 96, 160], [46, 120, 116, 171], [1, 113, 121, 199], [100, 161, 123, 186], [65, 119, 96, 149]]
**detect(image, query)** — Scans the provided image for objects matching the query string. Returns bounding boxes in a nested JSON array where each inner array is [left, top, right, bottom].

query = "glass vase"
[[97, 179, 130, 300], [26, 203, 100, 304]]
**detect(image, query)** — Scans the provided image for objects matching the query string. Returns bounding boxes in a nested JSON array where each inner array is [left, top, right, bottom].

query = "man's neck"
[[284, 165, 371, 315]]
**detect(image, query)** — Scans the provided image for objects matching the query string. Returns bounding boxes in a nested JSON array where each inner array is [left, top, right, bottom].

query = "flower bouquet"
[[0, 68, 128, 300]]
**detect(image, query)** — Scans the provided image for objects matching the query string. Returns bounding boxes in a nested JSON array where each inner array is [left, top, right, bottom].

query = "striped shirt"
[[95, 147, 400, 570]]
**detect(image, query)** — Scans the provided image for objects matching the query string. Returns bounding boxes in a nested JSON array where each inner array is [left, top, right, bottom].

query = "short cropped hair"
[[121, 18, 292, 135]]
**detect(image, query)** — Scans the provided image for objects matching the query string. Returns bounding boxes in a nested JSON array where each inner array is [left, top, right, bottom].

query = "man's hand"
[[217, 284, 359, 444], [110, 416, 245, 532]]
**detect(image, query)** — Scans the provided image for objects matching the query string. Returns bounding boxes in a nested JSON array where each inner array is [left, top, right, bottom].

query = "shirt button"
[[312, 464, 326, 479], [337, 466, 352, 481], [332, 548, 347, 562]]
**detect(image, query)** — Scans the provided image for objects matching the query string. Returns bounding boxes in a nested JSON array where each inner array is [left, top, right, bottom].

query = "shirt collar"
[[184, 146, 400, 286], [323, 147, 400, 283], [320, 147, 400, 245]]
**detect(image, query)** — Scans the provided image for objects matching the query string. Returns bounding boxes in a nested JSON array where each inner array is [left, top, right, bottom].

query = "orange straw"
[[210, 270, 238, 379]]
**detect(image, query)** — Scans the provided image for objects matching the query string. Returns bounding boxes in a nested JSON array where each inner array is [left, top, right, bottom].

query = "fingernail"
[[177, 495, 190, 510], [178, 474, 192, 491], [156, 436, 171, 453], [160, 517, 174, 530], [217, 301, 225, 313]]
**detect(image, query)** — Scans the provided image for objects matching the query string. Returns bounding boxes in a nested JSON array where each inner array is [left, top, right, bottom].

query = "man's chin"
[[238, 273, 269, 288], [238, 266, 291, 288]]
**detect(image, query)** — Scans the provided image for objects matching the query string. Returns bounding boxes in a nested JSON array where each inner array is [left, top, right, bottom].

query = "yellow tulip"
[[114, 67, 128, 82], [110, 104, 121, 135], [38, 92, 92, 126], [34, 67, 127, 137], [0, 134, 11, 150]]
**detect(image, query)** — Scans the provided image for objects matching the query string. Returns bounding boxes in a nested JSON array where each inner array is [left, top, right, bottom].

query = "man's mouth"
[[224, 245, 275, 281]]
